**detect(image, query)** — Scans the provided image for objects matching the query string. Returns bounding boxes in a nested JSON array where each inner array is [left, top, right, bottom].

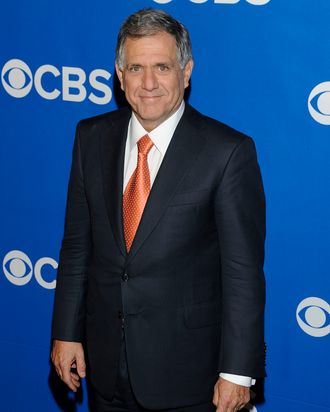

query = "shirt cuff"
[[219, 373, 256, 387]]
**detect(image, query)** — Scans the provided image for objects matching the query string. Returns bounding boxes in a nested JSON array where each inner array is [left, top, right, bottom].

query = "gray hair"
[[116, 8, 193, 70]]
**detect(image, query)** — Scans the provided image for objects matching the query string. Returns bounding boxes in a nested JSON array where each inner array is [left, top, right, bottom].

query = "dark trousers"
[[89, 337, 215, 412]]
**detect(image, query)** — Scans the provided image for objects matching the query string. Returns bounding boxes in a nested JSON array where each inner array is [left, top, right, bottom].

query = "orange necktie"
[[123, 134, 154, 252]]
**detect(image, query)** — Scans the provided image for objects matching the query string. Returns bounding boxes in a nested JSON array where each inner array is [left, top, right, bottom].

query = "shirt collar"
[[127, 101, 185, 155]]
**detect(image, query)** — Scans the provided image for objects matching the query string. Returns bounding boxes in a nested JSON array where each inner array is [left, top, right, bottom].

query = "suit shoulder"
[[186, 104, 252, 148], [72, 107, 130, 151], [77, 106, 130, 131]]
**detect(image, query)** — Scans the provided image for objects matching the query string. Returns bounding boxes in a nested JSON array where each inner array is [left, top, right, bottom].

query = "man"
[[51, 8, 266, 412]]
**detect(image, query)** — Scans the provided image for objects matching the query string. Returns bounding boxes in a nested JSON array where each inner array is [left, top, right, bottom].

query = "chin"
[[139, 109, 164, 122]]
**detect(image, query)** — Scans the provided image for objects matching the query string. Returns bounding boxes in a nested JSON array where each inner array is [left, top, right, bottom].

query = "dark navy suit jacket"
[[52, 104, 266, 409]]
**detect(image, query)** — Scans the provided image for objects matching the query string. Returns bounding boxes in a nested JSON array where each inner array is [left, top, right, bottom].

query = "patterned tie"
[[123, 134, 154, 252]]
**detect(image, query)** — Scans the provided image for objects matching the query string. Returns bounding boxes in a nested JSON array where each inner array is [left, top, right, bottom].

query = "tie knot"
[[137, 134, 153, 156]]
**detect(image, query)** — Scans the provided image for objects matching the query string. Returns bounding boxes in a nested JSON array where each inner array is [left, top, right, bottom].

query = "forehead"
[[124, 32, 178, 63]]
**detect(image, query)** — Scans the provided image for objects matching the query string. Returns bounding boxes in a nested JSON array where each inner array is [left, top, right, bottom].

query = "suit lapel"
[[127, 105, 204, 263], [99, 108, 130, 257]]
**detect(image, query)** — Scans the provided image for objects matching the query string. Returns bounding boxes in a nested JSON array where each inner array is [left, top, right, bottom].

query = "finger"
[[70, 373, 81, 389], [215, 400, 227, 412], [67, 378, 79, 391], [213, 384, 220, 406], [213, 394, 218, 407], [70, 379, 80, 390], [76, 352, 86, 378], [233, 403, 244, 411], [70, 373, 81, 388], [62, 364, 78, 392], [69, 367, 82, 388], [70, 371, 80, 381], [224, 402, 239, 412]]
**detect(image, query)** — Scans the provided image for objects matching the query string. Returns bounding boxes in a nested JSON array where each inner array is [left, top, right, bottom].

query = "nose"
[[141, 67, 158, 91]]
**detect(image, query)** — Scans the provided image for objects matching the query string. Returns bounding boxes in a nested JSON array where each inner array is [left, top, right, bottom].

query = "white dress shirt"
[[123, 101, 254, 388], [123, 101, 185, 191]]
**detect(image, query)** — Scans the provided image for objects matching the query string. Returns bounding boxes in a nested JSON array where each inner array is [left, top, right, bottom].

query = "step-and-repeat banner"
[[1, 1, 329, 411]]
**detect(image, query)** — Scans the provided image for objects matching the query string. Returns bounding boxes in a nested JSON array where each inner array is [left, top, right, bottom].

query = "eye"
[[296, 297, 330, 337], [2, 250, 33, 286], [157, 64, 169, 72], [128, 65, 142, 73]]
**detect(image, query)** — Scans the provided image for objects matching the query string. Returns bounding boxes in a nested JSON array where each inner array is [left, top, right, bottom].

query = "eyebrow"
[[126, 62, 174, 68]]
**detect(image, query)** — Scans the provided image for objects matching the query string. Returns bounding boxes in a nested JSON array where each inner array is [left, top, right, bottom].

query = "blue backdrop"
[[1, 1, 329, 411]]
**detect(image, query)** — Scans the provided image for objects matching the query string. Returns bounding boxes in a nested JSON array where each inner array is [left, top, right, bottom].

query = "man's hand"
[[51, 340, 86, 392], [213, 377, 250, 412]]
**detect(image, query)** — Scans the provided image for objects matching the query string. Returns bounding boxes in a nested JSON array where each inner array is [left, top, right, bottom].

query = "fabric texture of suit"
[[52, 104, 266, 410]]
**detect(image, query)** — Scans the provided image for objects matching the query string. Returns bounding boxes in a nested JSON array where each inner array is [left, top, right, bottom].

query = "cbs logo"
[[308, 81, 330, 125], [153, 0, 270, 5], [3, 250, 57, 290], [296, 297, 330, 337], [1, 59, 112, 105]]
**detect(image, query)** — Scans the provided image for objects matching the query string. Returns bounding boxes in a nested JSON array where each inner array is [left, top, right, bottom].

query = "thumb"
[[213, 385, 219, 407], [76, 351, 86, 378]]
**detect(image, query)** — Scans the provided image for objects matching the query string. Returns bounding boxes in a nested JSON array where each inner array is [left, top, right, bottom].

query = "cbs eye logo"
[[3, 250, 57, 289], [296, 297, 330, 337], [1, 59, 33, 98], [308, 81, 330, 125]]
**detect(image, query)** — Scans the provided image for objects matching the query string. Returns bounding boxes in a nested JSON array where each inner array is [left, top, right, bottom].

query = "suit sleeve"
[[214, 136, 266, 378], [52, 123, 91, 342]]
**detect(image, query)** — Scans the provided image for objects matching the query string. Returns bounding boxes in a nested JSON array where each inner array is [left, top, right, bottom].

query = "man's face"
[[116, 31, 193, 131]]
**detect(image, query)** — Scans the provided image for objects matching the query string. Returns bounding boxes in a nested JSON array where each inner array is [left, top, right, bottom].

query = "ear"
[[115, 63, 125, 91], [183, 59, 194, 89]]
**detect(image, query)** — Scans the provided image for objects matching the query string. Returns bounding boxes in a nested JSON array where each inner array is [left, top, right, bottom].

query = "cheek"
[[123, 82, 138, 99], [161, 79, 181, 98]]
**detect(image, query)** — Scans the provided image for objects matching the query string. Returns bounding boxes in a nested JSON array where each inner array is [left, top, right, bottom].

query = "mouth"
[[138, 96, 163, 105], [139, 95, 163, 99]]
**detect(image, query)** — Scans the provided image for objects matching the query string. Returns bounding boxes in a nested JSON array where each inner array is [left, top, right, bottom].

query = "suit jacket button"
[[122, 273, 129, 282], [117, 310, 123, 319]]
